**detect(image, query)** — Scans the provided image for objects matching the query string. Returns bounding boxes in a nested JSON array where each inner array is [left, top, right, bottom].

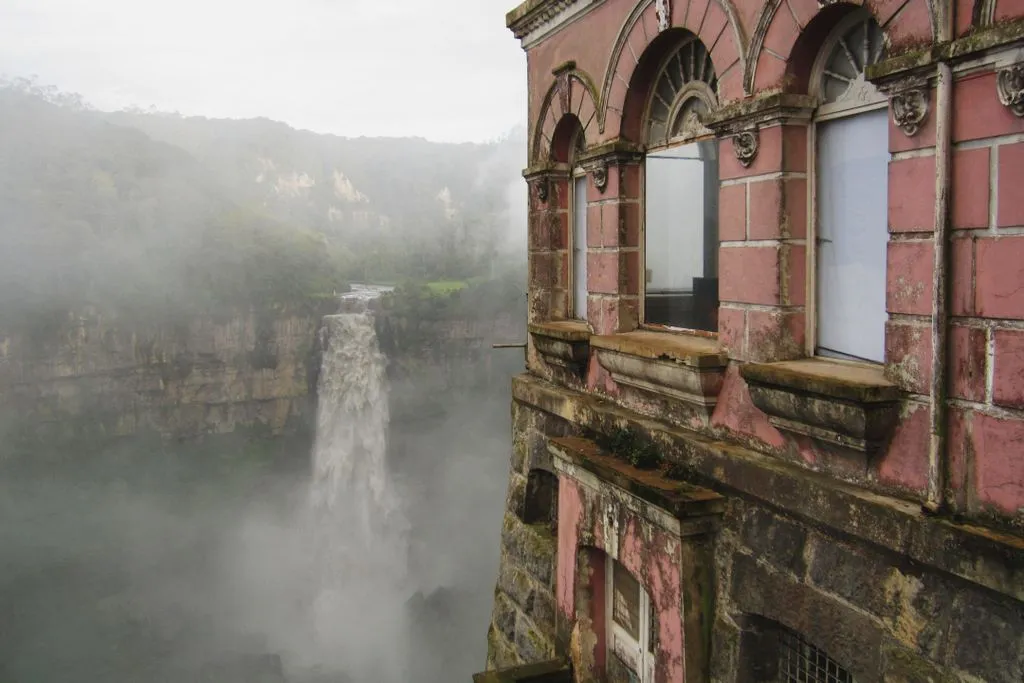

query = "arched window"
[[643, 36, 720, 332], [811, 11, 889, 363]]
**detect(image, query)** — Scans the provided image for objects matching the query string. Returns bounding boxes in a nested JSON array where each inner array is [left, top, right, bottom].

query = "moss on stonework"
[[604, 426, 662, 470]]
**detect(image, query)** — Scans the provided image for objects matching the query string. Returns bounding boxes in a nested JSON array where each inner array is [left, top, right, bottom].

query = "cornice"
[[506, 0, 604, 49]]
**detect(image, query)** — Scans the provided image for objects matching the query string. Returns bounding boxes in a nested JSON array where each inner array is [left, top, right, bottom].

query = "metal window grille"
[[778, 628, 855, 683]]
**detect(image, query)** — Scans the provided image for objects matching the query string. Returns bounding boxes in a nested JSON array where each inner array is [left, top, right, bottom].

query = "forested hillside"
[[0, 79, 526, 321]]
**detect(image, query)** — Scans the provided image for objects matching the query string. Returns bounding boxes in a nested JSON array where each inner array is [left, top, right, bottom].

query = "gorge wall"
[[0, 303, 336, 456]]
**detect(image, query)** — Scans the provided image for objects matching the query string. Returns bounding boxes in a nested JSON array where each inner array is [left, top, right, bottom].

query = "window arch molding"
[[809, 9, 889, 120], [642, 34, 720, 151]]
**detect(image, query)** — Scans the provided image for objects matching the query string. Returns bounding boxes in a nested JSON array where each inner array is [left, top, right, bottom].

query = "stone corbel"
[[891, 88, 929, 136], [876, 75, 930, 137], [996, 64, 1024, 117], [531, 175, 550, 203], [733, 128, 759, 168], [590, 162, 608, 193]]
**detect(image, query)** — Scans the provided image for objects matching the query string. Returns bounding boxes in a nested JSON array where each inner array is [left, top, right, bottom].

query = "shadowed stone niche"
[[741, 359, 901, 461], [548, 436, 724, 683]]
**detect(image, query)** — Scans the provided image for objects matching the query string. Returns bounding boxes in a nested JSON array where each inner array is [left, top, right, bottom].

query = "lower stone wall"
[[484, 400, 574, 670], [483, 374, 1024, 682]]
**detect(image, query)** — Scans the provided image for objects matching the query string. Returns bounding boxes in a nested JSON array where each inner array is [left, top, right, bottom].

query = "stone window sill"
[[529, 320, 591, 377], [548, 436, 724, 526], [590, 330, 728, 418], [740, 358, 902, 457]]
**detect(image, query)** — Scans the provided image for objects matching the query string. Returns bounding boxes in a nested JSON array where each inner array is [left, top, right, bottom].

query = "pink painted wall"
[[557, 474, 686, 683], [521, 0, 1024, 520]]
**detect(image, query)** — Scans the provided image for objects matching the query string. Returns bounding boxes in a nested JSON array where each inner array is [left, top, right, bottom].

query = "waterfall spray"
[[305, 285, 411, 682]]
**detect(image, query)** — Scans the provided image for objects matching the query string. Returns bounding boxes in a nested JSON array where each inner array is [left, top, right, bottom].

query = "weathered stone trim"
[[506, 0, 605, 49], [741, 359, 902, 458], [529, 321, 591, 380], [704, 93, 816, 134], [510, 372, 1024, 603]]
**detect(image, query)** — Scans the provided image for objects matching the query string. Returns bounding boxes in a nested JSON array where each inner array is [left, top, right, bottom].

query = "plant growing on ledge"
[[605, 427, 662, 470]]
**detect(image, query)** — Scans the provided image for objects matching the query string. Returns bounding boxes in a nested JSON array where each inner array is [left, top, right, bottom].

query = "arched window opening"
[[812, 11, 889, 363], [739, 616, 857, 683], [643, 36, 720, 332], [777, 627, 856, 683], [605, 556, 655, 683], [522, 468, 558, 531]]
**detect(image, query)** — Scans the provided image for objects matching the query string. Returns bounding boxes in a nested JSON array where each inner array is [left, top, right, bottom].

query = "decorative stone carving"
[[532, 176, 550, 203], [557, 69, 572, 115], [996, 65, 1024, 118], [890, 88, 929, 136], [655, 0, 670, 32], [733, 129, 759, 168], [591, 163, 608, 193]]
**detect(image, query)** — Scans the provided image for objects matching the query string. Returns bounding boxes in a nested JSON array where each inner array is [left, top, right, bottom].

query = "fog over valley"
[[0, 3, 529, 678]]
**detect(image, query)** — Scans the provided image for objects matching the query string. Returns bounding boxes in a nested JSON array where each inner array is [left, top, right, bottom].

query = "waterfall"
[[304, 285, 411, 682]]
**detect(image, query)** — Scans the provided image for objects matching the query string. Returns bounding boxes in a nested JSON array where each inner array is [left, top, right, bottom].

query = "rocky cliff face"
[[0, 303, 334, 453]]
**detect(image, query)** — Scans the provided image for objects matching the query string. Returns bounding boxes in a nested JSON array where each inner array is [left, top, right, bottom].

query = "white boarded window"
[[573, 173, 588, 319], [606, 556, 654, 683], [812, 11, 889, 362]]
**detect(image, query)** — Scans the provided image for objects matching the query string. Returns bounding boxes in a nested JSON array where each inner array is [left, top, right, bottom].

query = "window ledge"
[[591, 331, 728, 418], [740, 359, 902, 457], [529, 321, 591, 378], [549, 436, 724, 525]]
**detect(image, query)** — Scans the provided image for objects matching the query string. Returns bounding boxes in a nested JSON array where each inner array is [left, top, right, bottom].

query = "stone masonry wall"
[[487, 386, 1024, 682]]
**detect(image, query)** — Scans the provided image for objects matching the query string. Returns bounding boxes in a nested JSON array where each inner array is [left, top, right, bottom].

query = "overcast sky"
[[0, 0, 527, 143]]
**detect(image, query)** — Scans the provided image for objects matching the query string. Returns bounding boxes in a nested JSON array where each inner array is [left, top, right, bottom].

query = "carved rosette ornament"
[[591, 163, 608, 194], [996, 65, 1024, 117], [890, 88, 929, 137], [733, 129, 759, 168], [655, 0, 670, 32]]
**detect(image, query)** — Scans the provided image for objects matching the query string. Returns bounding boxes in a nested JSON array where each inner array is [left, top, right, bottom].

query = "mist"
[[0, 63, 527, 682]]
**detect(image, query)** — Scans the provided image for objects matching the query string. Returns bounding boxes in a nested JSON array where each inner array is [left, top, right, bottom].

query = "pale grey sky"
[[0, 0, 527, 142]]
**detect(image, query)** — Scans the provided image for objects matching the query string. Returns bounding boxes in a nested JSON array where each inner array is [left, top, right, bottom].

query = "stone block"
[[719, 245, 781, 306], [993, 329, 1024, 408], [514, 616, 555, 663], [949, 326, 986, 402], [999, 142, 1024, 227], [953, 72, 1024, 143], [739, 506, 808, 577], [730, 553, 883, 681], [888, 156, 936, 233], [949, 586, 1024, 683], [952, 147, 990, 229], [493, 592, 520, 644], [885, 321, 932, 396], [975, 236, 1024, 319], [719, 183, 746, 242], [886, 239, 935, 315]]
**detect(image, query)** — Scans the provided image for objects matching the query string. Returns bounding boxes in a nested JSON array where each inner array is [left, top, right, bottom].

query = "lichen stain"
[[882, 569, 927, 647], [650, 543, 685, 683], [558, 478, 584, 618]]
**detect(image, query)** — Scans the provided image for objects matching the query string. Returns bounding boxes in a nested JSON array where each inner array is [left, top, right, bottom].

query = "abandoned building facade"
[[480, 1, 1024, 681]]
